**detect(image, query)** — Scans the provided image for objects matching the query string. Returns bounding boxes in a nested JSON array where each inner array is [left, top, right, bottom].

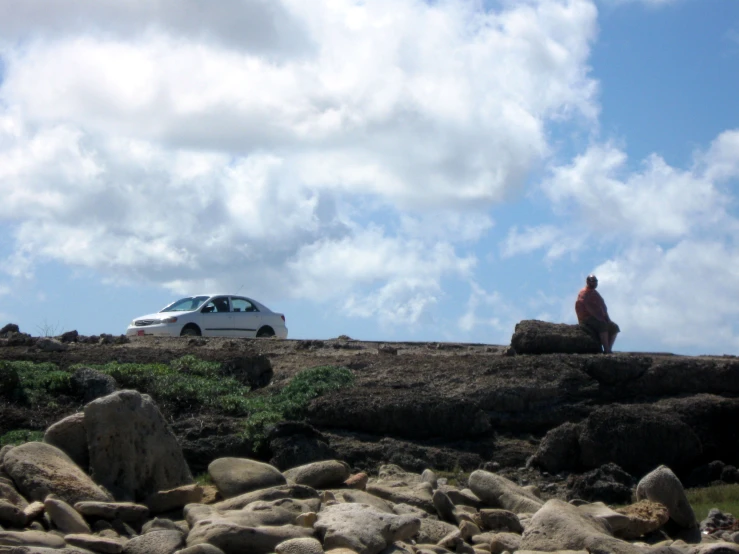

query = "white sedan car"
[[126, 295, 288, 338]]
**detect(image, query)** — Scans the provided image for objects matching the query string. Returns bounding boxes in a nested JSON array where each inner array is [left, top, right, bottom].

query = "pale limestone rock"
[[275, 537, 324, 554], [636, 466, 697, 529], [468, 471, 543, 514], [122, 529, 185, 554], [489, 532, 521, 554], [3, 442, 111, 504], [614, 500, 670, 540], [146, 484, 203, 514], [520, 499, 645, 554], [74, 501, 149, 522], [284, 461, 350, 489], [365, 482, 435, 514], [43, 412, 88, 471], [44, 497, 90, 534], [0, 500, 26, 527], [209, 458, 286, 499], [416, 518, 458, 544], [296, 512, 317, 527], [186, 522, 313, 554], [213, 485, 319, 512], [64, 533, 127, 554], [0, 530, 67, 548], [344, 474, 369, 490], [0, 481, 29, 509], [330, 490, 393, 514], [85, 390, 193, 502], [315, 503, 421, 554]]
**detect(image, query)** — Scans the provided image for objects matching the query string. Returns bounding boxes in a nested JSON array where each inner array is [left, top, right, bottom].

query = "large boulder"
[[208, 458, 286, 499], [44, 412, 89, 471], [84, 390, 194, 501], [70, 367, 118, 403], [636, 465, 697, 529], [2, 442, 112, 504], [468, 470, 544, 514], [579, 404, 703, 475], [531, 422, 582, 473], [221, 356, 274, 389], [283, 460, 350, 489], [315, 503, 421, 554], [510, 320, 602, 355], [187, 522, 313, 554], [520, 499, 644, 553]]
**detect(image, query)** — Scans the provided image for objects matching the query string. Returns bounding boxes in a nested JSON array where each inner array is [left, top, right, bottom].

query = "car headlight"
[[160, 317, 178, 324]]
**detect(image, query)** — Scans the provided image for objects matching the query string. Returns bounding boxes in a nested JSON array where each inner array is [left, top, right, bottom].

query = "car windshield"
[[160, 296, 209, 312]]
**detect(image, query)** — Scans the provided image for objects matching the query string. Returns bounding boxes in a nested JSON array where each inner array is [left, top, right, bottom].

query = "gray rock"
[[531, 422, 582, 473], [432, 491, 456, 523], [0, 500, 26, 527], [122, 529, 185, 554], [35, 338, 68, 352], [510, 320, 602, 355], [209, 458, 286, 499], [213, 484, 320, 512], [274, 537, 324, 554], [0, 481, 29, 509], [520, 499, 643, 553], [64, 533, 127, 554], [44, 497, 90, 534], [74, 501, 149, 522], [636, 465, 697, 529], [145, 484, 203, 514], [283, 460, 350, 489], [143, 518, 187, 534], [330, 490, 393, 514], [43, 413, 89, 472], [468, 471, 544, 514], [175, 545, 226, 554], [71, 367, 118, 403], [415, 519, 459, 544], [315, 503, 421, 554], [85, 390, 194, 501], [365, 482, 435, 514], [0, 530, 67, 548], [421, 470, 438, 489], [186, 522, 313, 554], [479, 509, 523, 533], [489, 532, 521, 554], [185, 498, 314, 529], [3, 442, 112, 504]]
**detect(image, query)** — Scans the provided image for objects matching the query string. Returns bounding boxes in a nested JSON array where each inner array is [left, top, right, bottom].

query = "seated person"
[[575, 274, 620, 354]]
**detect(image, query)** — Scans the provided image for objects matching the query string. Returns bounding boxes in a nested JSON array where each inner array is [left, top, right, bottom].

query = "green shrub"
[[687, 484, 739, 520], [0, 429, 44, 446], [1, 360, 73, 405], [240, 365, 354, 447]]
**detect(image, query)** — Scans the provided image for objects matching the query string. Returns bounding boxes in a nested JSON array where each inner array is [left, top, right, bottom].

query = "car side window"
[[232, 298, 258, 313], [202, 297, 230, 313]]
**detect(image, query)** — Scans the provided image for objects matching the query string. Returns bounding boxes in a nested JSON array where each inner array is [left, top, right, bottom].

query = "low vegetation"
[[0, 356, 354, 449], [687, 484, 739, 521]]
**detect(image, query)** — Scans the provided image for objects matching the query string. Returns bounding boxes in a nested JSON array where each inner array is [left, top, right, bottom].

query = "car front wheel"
[[180, 325, 201, 337]]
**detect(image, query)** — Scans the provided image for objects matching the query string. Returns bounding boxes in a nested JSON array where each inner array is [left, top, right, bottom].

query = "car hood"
[[133, 311, 195, 321]]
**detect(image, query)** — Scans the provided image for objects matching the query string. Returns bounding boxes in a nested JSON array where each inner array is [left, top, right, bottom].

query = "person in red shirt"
[[575, 274, 620, 353]]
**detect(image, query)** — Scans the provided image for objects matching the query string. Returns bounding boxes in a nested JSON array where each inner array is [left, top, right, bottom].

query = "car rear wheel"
[[180, 325, 201, 337], [256, 326, 275, 338]]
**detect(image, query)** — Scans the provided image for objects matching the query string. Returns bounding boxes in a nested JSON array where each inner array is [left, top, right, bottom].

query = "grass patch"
[[1, 360, 73, 406], [0, 429, 44, 447], [687, 484, 739, 520], [241, 365, 355, 447]]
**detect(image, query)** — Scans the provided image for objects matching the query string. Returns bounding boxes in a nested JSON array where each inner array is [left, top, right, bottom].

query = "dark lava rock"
[[71, 367, 118, 403], [566, 462, 635, 504], [221, 355, 273, 389], [267, 421, 337, 471], [686, 460, 725, 487], [511, 320, 602, 355], [59, 330, 79, 343], [0, 324, 20, 337], [531, 421, 582, 473], [579, 404, 703, 475]]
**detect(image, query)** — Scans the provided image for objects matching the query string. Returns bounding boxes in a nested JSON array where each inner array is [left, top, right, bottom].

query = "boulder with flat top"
[[510, 320, 602, 355]]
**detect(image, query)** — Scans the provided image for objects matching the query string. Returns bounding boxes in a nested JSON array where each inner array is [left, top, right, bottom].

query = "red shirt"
[[575, 286, 609, 323]]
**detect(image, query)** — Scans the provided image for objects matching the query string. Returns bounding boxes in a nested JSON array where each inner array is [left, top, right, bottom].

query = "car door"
[[199, 296, 233, 337], [230, 297, 261, 338]]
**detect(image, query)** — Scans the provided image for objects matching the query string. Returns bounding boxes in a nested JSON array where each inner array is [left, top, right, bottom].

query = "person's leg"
[[599, 331, 610, 353], [608, 332, 618, 352]]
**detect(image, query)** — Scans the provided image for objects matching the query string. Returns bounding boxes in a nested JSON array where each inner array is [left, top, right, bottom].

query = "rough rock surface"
[[3, 442, 112, 504], [84, 390, 194, 501], [510, 320, 602, 355], [636, 465, 697, 529], [43, 412, 89, 471], [208, 458, 287, 498], [468, 470, 544, 514]]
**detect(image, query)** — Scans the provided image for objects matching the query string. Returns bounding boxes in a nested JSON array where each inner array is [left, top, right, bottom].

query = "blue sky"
[[0, 0, 738, 354]]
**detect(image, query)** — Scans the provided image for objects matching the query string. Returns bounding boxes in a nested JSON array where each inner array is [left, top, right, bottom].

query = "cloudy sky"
[[0, 0, 737, 354]]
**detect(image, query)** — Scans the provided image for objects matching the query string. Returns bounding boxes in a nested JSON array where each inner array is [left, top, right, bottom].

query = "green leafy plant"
[[240, 365, 354, 447], [0, 429, 44, 447], [1, 360, 73, 405]]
